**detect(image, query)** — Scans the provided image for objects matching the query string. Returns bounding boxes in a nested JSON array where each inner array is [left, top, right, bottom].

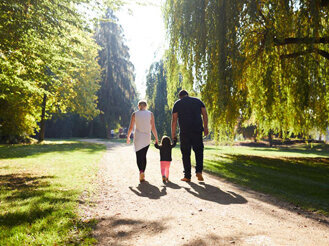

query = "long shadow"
[[203, 154, 329, 219], [129, 182, 167, 199], [0, 174, 78, 227], [0, 142, 105, 159], [164, 180, 182, 190], [217, 154, 329, 182], [96, 216, 168, 245], [185, 182, 247, 205]]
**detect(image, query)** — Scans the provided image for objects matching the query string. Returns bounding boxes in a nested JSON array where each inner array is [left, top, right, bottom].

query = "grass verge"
[[0, 140, 106, 245], [172, 143, 329, 215]]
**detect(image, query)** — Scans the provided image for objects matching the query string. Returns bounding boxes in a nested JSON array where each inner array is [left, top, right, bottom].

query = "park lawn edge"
[[0, 140, 107, 245]]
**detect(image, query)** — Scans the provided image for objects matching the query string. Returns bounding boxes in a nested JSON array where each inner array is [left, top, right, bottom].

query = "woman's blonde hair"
[[138, 100, 147, 109]]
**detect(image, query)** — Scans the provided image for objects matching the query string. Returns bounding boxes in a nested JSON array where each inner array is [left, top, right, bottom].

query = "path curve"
[[80, 140, 329, 246]]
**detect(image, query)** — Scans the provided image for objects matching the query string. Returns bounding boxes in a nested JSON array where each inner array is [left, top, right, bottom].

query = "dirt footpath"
[[80, 140, 329, 246]]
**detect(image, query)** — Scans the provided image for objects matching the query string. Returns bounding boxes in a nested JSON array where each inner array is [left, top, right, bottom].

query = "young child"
[[154, 136, 177, 182]]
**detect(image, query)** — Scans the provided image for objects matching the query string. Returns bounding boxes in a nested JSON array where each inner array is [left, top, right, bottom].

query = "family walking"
[[126, 90, 208, 183]]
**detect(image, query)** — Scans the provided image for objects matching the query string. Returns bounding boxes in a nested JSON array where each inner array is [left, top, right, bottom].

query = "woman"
[[127, 100, 158, 182]]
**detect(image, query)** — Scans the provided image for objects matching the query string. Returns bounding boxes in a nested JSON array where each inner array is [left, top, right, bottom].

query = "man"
[[171, 90, 208, 182]]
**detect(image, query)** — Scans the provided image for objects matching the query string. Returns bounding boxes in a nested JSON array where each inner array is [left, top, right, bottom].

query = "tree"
[[94, 9, 137, 138], [0, 0, 109, 143], [146, 60, 171, 137], [164, 0, 329, 141]]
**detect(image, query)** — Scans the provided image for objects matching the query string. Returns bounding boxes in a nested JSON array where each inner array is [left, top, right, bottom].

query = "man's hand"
[[204, 127, 209, 137]]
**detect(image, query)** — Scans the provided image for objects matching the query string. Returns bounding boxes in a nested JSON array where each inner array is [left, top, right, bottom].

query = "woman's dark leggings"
[[136, 145, 149, 172]]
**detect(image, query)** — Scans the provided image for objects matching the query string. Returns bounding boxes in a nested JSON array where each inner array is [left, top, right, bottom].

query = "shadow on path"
[[185, 182, 248, 205], [164, 180, 182, 190], [95, 216, 168, 246], [129, 182, 167, 199]]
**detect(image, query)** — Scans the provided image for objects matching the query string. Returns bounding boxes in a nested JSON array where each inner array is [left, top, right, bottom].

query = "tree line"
[[0, 1, 137, 143], [2, 1, 328, 144]]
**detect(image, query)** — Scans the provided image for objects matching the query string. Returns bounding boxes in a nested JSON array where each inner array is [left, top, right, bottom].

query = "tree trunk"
[[88, 120, 94, 138], [253, 127, 258, 142], [268, 130, 273, 147], [38, 94, 47, 143]]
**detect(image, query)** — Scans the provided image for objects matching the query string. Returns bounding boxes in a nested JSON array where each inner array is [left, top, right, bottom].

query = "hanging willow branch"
[[164, 0, 329, 140]]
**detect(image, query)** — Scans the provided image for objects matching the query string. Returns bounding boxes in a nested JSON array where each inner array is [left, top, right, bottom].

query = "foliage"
[[94, 9, 137, 137], [0, 0, 114, 142], [0, 140, 106, 244], [145, 60, 171, 137], [36, 9, 137, 139], [164, 0, 329, 140]]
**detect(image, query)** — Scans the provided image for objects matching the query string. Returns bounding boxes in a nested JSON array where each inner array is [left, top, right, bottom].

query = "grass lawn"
[[0, 140, 106, 245], [171, 143, 329, 215]]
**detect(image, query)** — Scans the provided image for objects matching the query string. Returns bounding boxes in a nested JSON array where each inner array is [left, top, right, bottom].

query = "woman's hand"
[[126, 137, 131, 144]]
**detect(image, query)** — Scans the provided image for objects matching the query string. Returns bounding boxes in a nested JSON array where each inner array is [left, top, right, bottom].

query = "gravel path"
[[80, 140, 329, 246]]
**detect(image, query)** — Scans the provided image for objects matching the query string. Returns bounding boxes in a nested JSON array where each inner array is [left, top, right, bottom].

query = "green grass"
[[172, 143, 329, 215], [0, 140, 106, 245]]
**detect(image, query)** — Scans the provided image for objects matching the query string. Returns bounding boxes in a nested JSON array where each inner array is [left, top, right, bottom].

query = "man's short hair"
[[178, 90, 188, 97], [138, 100, 147, 108]]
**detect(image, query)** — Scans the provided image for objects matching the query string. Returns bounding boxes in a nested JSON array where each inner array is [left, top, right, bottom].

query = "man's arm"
[[171, 112, 178, 140], [150, 112, 159, 144], [126, 112, 135, 144], [201, 107, 209, 136], [171, 138, 177, 148]]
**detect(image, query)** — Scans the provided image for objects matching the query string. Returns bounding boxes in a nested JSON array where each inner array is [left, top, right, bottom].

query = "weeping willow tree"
[[165, 0, 329, 140]]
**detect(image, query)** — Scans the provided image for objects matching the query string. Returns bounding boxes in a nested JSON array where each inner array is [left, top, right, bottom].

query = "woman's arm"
[[150, 112, 159, 144], [126, 112, 135, 144]]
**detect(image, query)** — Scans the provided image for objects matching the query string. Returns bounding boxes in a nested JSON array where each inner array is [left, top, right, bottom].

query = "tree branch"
[[280, 48, 329, 60], [274, 37, 329, 45], [315, 48, 329, 59]]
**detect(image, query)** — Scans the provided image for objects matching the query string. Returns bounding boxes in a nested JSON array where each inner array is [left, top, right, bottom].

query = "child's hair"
[[160, 136, 171, 147]]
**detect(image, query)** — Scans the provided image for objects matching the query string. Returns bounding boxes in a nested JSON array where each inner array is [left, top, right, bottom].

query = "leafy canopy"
[[164, 0, 329, 140]]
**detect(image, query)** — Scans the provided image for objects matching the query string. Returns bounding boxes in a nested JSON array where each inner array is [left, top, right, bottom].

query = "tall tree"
[[94, 9, 137, 138], [146, 60, 171, 137], [164, 0, 329, 140], [0, 0, 106, 143]]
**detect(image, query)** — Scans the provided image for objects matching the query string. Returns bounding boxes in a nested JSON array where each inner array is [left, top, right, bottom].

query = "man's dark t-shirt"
[[172, 96, 205, 134]]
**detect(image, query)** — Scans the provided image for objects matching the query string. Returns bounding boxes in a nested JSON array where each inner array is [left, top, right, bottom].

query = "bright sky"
[[117, 1, 166, 99]]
